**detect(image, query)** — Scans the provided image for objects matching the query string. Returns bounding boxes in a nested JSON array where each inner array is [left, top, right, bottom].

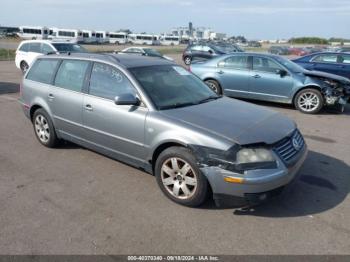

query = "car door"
[[27, 42, 43, 66], [249, 56, 294, 101], [82, 62, 147, 164], [337, 54, 350, 79], [50, 59, 90, 138], [215, 55, 251, 97], [190, 45, 204, 62], [201, 45, 215, 60], [310, 54, 340, 75]]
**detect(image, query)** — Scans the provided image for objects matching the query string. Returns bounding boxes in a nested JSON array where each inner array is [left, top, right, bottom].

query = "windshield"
[[52, 43, 87, 53], [213, 44, 242, 53], [144, 48, 162, 57], [274, 56, 305, 73], [130, 65, 220, 110]]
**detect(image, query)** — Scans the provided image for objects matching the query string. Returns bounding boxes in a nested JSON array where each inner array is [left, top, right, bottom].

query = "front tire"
[[155, 147, 209, 207], [205, 79, 222, 95], [32, 109, 59, 148], [294, 88, 324, 114]]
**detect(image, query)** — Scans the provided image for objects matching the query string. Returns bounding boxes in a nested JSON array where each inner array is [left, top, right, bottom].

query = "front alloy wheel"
[[161, 157, 198, 199], [295, 88, 323, 114], [155, 146, 209, 207]]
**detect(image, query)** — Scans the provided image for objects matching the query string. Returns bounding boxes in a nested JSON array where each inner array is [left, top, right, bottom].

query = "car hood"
[[303, 70, 350, 84], [160, 97, 296, 145]]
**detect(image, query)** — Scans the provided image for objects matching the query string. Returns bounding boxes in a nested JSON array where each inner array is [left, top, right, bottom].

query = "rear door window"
[[26, 59, 59, 84], [28, 43, 42, 53], [54, 60, 90, 92], [222, 56, 248, 70], [89, 62, 136, 100]]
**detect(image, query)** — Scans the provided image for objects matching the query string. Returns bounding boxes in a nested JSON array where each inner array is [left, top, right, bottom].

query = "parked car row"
[[19, 52, 308, 207], [268, 46, 325, 56], [190, 53, 350, 114]]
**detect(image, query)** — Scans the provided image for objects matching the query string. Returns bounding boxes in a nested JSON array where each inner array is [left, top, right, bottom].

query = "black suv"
[[182, 43, 244, 65]]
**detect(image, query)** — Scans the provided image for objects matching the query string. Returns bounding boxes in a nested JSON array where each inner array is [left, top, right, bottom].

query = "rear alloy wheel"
[[155, 147, 209, 207], [20, 61, 29, 74], [205, 79, 222, 95], [184, 56, 192, 65], [295, 88, 323, 114], [33, 109, 59, 147]]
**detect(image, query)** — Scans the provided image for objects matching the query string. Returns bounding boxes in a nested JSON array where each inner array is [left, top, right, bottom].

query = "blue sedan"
[[190, 53, 350, 114], [292, 52, 350, 80]]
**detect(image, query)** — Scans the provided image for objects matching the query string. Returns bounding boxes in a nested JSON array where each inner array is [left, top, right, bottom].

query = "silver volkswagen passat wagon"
[[19, 53, 307, 207]]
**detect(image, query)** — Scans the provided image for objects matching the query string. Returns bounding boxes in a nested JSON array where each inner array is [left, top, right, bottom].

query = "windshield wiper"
[[197, 95, 222, 104], [159, 102, 198, 110]]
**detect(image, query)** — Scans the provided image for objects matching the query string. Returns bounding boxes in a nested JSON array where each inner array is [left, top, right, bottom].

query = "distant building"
[[171, 26, 225, 41]]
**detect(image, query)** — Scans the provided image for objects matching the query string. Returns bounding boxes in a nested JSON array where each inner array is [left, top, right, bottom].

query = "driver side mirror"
[[276, 69, 288, 77], [114, 93, 140, 106]]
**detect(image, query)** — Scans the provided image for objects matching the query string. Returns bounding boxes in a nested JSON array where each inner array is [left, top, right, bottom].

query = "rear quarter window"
[[26, 59, 60, 85], [19, 43, 29, 52]]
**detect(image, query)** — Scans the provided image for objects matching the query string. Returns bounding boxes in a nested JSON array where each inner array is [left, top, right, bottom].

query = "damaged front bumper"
[[200, 146, 308, 207]]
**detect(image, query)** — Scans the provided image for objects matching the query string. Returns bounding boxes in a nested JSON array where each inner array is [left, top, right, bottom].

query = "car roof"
[[42, 52, 175, 68]]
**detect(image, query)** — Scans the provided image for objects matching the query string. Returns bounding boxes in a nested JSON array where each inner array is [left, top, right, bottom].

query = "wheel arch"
[[150, 141, 188, 173], [292, 85, 322, 105]]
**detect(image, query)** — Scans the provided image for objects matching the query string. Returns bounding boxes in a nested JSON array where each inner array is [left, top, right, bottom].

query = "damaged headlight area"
[[322, 79, 350, 105], [190, 145, 277, 174]]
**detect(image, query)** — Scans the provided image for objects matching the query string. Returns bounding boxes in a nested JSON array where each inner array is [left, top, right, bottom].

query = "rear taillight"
[[19, 82, 23, 97], [188, 66, 192, 72]]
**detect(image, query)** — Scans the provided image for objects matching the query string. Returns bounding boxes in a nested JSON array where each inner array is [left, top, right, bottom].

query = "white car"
[[15, 40, 87, 73], [119, 47, 174, 61]]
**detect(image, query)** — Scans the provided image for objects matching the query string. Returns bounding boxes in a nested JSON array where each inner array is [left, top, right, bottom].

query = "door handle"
[[84, 104, 93, 111], [217, 70, 224, 74], [48, 94, 54, 100], [253, 74, 261, 78]]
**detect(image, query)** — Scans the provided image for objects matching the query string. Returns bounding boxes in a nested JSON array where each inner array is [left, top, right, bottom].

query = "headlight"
[[235, 148, 277, 171], [190, 145, 277, 173]]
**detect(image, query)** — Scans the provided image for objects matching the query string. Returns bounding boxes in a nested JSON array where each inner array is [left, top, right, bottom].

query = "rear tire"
[[32, 109, 59, 148], [184, 56, 192, 65], [294, 88, 324, 114], [205, 79, 222, 95], [20, 61, 29, 74], [155, 147, 210, 207]]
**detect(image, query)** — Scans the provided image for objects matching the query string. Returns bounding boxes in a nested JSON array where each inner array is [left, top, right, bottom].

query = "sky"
[[1, 0, 350, 39]]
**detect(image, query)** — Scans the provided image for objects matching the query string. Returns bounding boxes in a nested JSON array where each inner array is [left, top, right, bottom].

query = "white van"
[[82, 30, 96, 44], [15, 40, 87, 73], [109, 32, 128, 45], [96, 31, 110, 44], [160, 35, 180, 46], [49, 28, 83, 43], [17, 26, 49, 40], [128, 34, 158, 45]]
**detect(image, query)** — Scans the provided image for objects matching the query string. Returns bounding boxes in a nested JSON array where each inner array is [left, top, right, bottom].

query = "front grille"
[[274, 130, 305, 165]]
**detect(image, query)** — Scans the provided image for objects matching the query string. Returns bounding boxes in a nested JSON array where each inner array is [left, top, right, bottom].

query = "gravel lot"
[[0, 58, 349, 255]]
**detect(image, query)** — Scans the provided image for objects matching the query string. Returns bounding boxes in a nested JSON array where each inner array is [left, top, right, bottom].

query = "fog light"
[[224, 176, 244, 184]]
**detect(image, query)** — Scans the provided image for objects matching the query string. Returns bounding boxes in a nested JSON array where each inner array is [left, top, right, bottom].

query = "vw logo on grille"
[[292, 137, 302, 151]]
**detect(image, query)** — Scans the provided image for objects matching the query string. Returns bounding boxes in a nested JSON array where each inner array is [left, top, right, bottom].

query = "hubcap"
[[161, 157, 198, 200], [34, 114, 50, 143], [206, 81, 218, 93], [185, 57, 191, 65], [298, 92, 320, 112]]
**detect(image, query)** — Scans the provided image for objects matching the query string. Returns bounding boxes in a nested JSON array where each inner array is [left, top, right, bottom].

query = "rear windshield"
[[52, 43, 87, 53], [26, 59, 59, 84]]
